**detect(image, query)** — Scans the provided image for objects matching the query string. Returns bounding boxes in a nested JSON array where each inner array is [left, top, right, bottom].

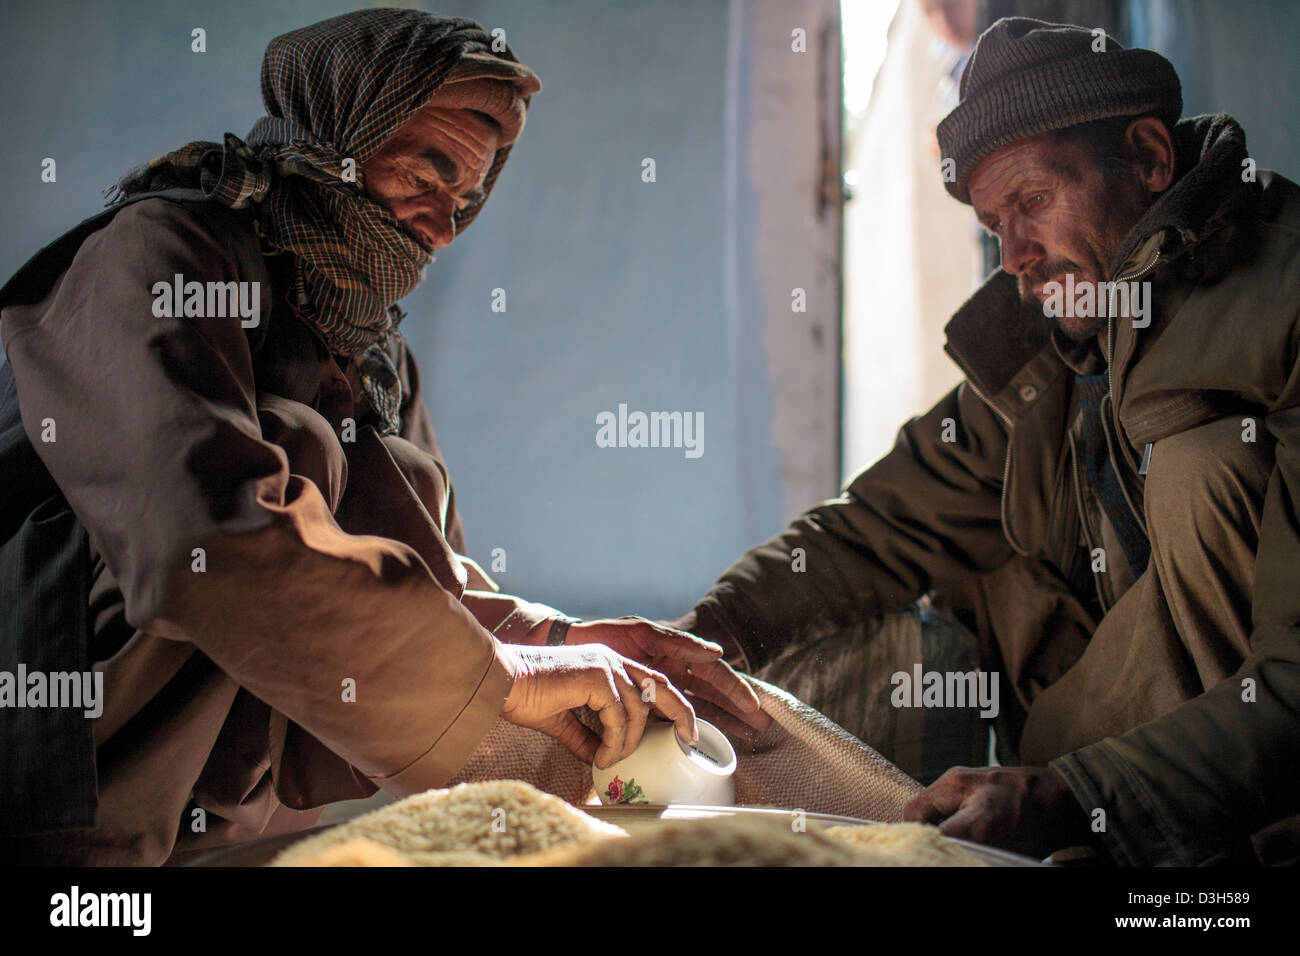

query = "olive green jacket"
[[694, 114, 1300, 866]]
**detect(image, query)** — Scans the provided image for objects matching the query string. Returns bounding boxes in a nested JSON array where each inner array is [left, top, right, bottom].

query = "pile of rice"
[[271, 780, 988, 867]]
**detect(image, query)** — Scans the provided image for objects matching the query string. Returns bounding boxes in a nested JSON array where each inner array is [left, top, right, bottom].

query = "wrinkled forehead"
[[375, 106, 503, 159], [968, 132, 1070, 210]]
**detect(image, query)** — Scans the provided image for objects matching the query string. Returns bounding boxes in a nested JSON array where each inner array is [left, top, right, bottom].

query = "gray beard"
[[1016, 288, 1107, 344], [1054, 314, 1109, 343]]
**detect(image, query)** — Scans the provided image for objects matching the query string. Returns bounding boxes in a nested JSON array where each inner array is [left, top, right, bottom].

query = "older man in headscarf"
[[0, 8, 761, 865]]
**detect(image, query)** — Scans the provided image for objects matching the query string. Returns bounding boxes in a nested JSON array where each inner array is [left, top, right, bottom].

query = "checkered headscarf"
[[107, 9, 540, 433]]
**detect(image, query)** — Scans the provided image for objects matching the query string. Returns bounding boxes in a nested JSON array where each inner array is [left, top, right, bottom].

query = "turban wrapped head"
[[108, 8, 541, 433]]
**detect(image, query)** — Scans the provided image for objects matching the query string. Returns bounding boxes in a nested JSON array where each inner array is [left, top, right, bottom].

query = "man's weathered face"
[[969, 132, 1147, 341], [362, 106, 502, 252]]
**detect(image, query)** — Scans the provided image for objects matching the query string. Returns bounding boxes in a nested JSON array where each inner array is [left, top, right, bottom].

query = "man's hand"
[[500, 643, 697, 769], [903, 765, 1094, 858], [554, 616, 769, 738]]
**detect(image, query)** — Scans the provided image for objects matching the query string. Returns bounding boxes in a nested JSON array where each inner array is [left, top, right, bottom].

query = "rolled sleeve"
[[365, 646, 515, 795]]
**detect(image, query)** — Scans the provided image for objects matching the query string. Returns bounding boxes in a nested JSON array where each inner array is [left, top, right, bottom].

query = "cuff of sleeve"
[[493, 599, 565, 643], [365, 640, 517, 798], [1051, 743, 1185, 867]]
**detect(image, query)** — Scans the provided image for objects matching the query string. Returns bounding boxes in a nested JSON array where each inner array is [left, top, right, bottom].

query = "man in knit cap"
[[676, 17, 1300, 865], [0, 9, 761, 865]]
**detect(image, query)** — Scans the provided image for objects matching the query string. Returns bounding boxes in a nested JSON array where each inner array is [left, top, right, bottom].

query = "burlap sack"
[[447, 675, 924, 822]]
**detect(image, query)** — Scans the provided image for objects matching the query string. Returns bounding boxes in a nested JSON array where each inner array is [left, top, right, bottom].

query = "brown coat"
[[1, 194, 559, 864]]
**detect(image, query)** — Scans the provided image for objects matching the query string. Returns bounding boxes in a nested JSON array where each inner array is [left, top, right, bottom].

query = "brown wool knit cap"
[[937, 17, 1182, 204]]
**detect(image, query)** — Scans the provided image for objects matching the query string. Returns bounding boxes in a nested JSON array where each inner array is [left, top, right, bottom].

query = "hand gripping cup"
[[592, 719, 737, 806]]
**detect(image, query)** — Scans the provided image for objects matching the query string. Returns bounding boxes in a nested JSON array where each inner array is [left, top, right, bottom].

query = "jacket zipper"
[[1105, 246, 1162, 472], [1067, 429, 1113, 613], [962, 377, 1031, 556], [963, 245, 1163, 565], [1084, 245, 1162, 593]]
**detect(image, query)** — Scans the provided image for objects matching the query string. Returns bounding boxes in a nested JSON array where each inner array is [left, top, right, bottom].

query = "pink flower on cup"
[[604, 775, 646, 804]]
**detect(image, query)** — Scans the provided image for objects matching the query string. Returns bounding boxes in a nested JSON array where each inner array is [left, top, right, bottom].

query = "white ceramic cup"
[[592, 718, 737, 806]]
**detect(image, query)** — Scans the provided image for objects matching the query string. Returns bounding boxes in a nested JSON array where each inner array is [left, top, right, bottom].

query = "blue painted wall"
[[1131, 0, 1300, 178]]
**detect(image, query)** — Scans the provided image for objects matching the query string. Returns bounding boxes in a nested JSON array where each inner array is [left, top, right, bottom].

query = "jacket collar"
[[943, 268, 1053, 415], [1107, 113, 1256, 278], [944, 113, 1260, 417]]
